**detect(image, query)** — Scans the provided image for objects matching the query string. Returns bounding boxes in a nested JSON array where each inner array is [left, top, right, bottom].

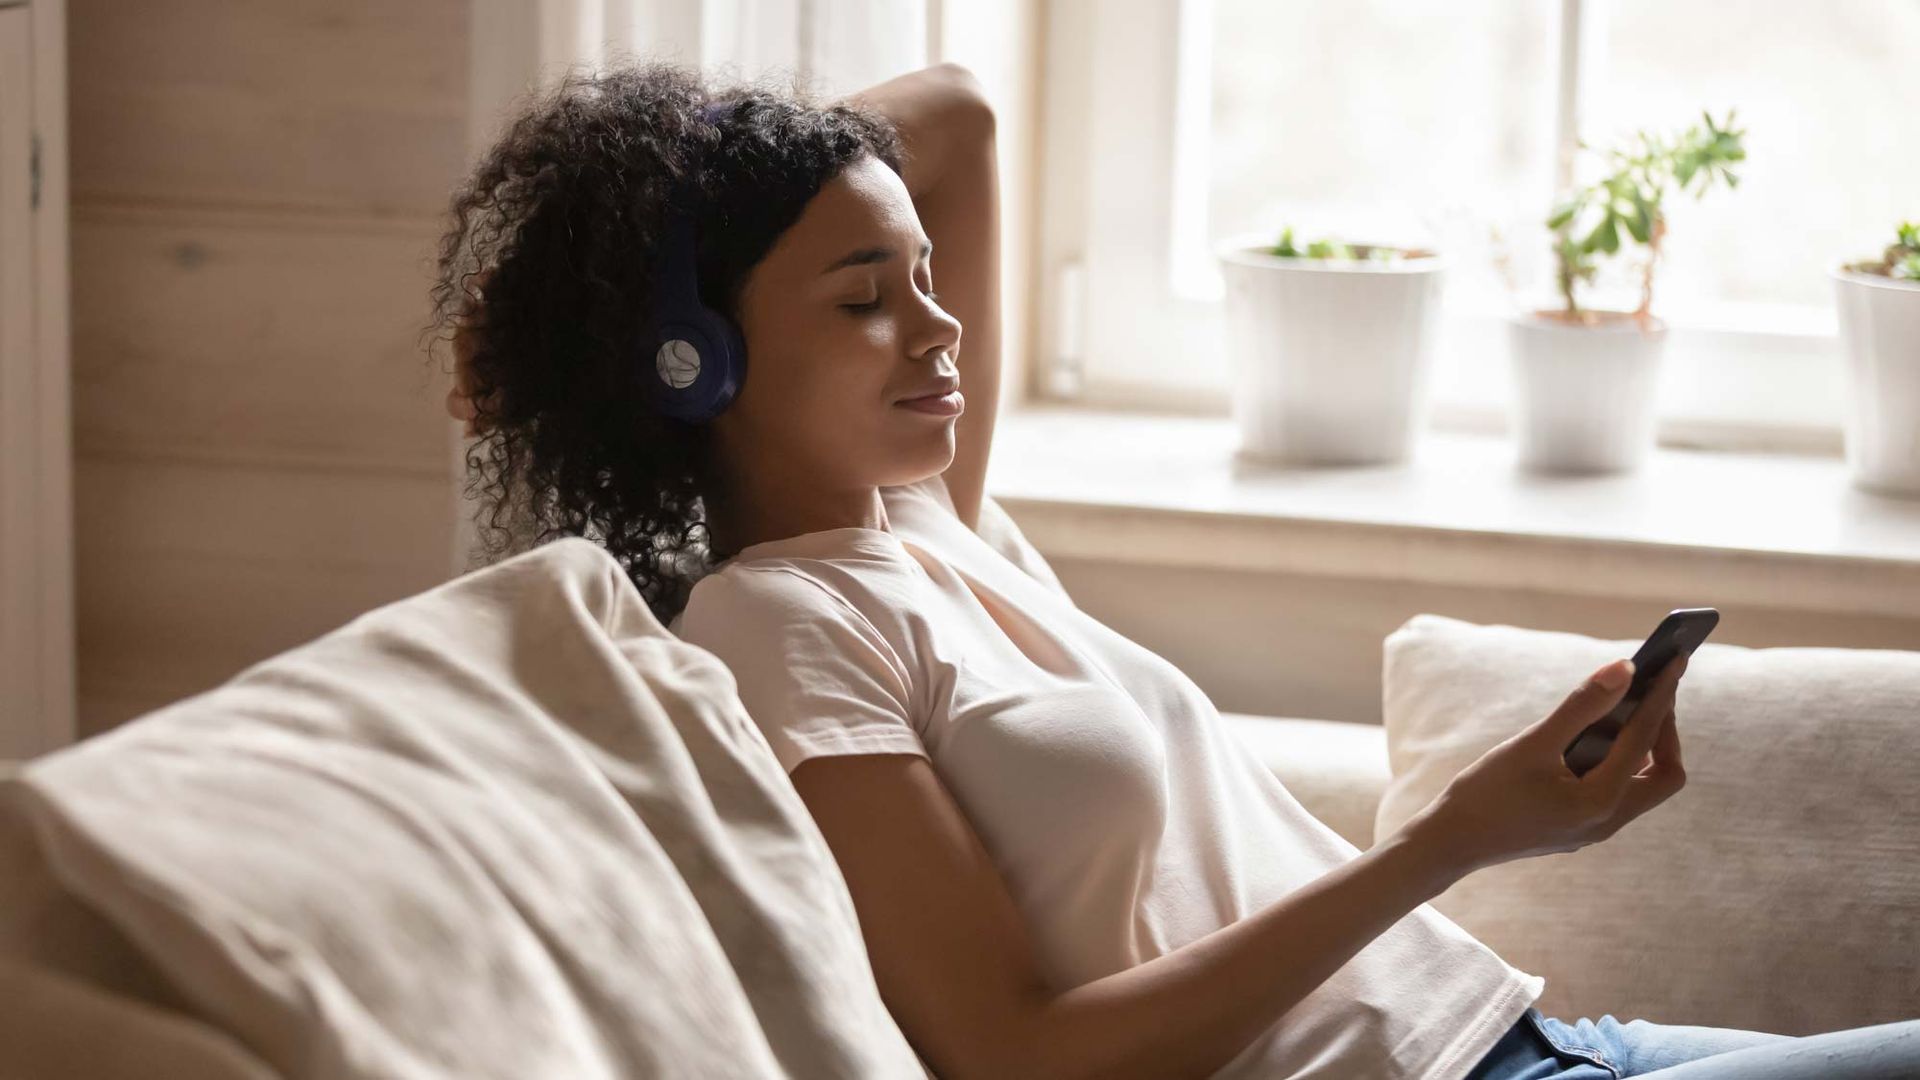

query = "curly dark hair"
[[424, 60, 906, 625]]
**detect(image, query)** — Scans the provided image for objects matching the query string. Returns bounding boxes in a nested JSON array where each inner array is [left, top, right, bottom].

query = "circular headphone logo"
[[656, 338, 703, 389]]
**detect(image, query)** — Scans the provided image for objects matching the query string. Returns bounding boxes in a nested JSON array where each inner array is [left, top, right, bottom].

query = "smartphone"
[[1562, 607, 1719, 778]]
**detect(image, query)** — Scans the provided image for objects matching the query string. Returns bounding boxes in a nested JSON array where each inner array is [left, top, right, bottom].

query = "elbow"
[[936, 1026, 1040, 1080], [927, 61, 997, 141], [928, 986, 1065, 1080], [945, 1043, 1063, 1080], [948, 993, 1115, 1080]]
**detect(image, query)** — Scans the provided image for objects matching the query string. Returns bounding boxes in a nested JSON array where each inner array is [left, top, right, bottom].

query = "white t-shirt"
[[671, 475, 1544, 1080]]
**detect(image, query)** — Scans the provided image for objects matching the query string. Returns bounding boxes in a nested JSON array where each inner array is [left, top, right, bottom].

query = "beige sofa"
[[1226, 612, 1920, 1040], [1225, 713, 1388, 852], [4, 537, 1914, 1077]]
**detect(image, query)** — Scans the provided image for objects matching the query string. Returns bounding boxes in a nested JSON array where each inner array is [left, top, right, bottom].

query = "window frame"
[[1031, 0, 1847, 456]]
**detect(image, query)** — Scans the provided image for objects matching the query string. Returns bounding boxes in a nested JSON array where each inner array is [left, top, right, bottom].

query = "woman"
[[431, 61, 1919, 1079]]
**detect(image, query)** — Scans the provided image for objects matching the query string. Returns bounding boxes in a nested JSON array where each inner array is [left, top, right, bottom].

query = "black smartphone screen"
[[1562, 607, 1719, 777]]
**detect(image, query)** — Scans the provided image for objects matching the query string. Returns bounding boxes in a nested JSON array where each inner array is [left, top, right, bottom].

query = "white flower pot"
[[1506, 311, 1667, 474], [1831, 267, 1920, 497], [1216, 233, 1445, 465]]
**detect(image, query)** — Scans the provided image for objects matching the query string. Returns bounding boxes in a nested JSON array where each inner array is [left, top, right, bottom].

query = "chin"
[[875, 432, 955, 488]]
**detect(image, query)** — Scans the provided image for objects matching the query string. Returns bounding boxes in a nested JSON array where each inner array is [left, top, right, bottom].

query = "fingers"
[[1537, 658, 1636, 745], [447, 295, 495, 436], [1654, 705, 1684, 777], [446, 383, 482, 432], [1585, 653, 1688, 791], [446, 384, 473, 419], [445, 355, 488, 436], [1613, 710, 1687, 821], [1632, 709, 1676, 777], [1648, 708, 1683, 779]]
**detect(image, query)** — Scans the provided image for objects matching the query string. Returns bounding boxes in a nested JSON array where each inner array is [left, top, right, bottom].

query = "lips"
[[896, 377, 960, 404]]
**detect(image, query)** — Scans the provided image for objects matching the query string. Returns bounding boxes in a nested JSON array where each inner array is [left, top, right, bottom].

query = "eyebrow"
[[820, 240, 933, 275]]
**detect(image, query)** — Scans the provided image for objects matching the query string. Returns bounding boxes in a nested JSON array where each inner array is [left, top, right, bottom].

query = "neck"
[[703, 463, 889, 560]]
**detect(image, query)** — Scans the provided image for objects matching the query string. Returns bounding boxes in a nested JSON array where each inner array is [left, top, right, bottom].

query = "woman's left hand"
[[446, 271, 495, 438]]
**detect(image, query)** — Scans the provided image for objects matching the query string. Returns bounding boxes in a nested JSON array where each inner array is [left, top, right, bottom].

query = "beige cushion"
[[1220, 714, 1389, 850], [0, 538, 928, 1080], [1375, 613, 1920, 1035]]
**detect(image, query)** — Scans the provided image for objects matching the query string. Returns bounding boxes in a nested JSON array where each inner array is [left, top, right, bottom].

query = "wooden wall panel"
[[75, 458, 453, 733], [71, 209, 451, 473], [68, 0, 468, 216], [68, 1, 469, 737]]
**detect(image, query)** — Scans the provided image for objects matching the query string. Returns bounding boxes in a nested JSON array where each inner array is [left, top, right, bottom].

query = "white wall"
[[1049, 556, 1920, 724]]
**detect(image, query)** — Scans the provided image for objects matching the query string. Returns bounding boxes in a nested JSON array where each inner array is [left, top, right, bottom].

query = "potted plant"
[[1508, 110, 1745, 473], [1216, 226, 1445, 465], [1832, 221, 1920, 496]]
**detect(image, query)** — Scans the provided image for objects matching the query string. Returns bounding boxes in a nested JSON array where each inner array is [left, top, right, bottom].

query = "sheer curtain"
[[454, 0, 946, 570], [469, 0, 940, 150]]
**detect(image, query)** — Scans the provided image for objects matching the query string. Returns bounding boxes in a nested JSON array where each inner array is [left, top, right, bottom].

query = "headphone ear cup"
[[707, 313, 748, 400], [652, 309, 745, 422], [648, 171, 745, 422], [684, 307, 745, 416]]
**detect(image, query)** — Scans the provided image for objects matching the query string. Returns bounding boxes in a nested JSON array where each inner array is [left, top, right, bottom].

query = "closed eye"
[[840, 289, 941, 315]]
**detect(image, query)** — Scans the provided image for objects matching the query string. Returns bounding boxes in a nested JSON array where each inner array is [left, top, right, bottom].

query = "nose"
[[915, 293, 962, 369]]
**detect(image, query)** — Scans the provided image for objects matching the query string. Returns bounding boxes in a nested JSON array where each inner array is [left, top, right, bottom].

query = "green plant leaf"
[[1588, 214, 1620, 255], [1551, 105, 1747, 314], [1624, 196, 1652, 243]]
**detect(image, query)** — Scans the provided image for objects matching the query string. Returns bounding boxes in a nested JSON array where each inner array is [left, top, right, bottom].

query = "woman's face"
[[714, 154, 965, 499]]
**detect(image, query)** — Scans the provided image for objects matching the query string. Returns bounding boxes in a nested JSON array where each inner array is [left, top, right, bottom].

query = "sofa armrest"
[[1219, 714, 1390, 850]]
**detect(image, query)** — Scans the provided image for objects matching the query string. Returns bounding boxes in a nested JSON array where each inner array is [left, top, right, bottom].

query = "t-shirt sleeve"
[[675, 567, 929, 774]]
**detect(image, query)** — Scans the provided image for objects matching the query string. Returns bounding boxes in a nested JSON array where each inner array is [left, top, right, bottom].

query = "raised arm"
[[839, 63, 1002, 531]]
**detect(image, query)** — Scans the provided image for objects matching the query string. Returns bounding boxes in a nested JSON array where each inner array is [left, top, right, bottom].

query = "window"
[[1035, 0, 1919, 452]]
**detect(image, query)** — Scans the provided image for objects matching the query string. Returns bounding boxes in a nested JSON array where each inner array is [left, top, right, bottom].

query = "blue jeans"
[[1462, 1006, 1920, 1079]]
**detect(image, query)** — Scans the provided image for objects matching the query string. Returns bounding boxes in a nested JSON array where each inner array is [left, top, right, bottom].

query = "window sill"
[[982, 406, 1920, 619]]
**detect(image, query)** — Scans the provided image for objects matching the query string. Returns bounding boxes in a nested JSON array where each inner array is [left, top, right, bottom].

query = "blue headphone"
[[648, 101, 747, 423]]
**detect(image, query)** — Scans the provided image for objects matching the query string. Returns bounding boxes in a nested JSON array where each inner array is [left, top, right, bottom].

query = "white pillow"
[[1376, 613, 1920, 1036]]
